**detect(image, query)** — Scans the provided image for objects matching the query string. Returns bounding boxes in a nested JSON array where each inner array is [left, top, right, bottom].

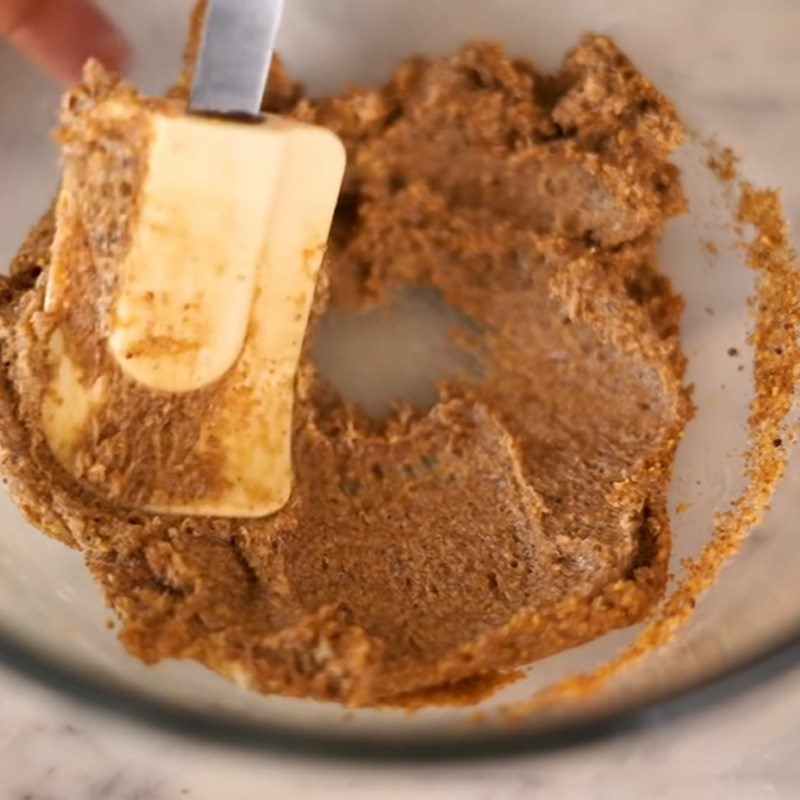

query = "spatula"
[[41, 0, 346, 517]]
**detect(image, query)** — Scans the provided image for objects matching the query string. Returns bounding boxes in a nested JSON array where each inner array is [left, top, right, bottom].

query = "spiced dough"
[[0, 35, 691, 706]]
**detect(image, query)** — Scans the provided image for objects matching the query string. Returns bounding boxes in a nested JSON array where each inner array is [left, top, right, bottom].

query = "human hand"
[[0, 0, 131, 82]]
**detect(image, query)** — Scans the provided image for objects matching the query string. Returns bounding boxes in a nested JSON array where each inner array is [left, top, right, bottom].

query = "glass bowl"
[[0, 0, 798, 760]]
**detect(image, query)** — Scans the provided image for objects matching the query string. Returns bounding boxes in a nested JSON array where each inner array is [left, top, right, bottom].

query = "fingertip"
[[92, 27, 134, 76], [1, 0, 133, 83], [64, 4, 134, 81]]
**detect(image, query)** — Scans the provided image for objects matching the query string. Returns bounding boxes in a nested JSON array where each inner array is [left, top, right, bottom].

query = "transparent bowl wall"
[[0, 0, 798, 758]]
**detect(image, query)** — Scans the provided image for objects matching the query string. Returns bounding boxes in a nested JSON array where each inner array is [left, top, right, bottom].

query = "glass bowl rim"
[[1, 612, 799, 762]]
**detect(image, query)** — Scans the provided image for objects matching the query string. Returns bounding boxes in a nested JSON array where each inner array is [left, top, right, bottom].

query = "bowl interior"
[[0, 0, 798, 753]]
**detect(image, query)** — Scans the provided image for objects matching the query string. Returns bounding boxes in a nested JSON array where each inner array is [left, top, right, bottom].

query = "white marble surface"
[[2, 658, 800, 799]]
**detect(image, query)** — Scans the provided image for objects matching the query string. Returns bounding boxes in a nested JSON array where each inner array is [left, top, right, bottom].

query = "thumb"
[[0, 0, 132, 83]]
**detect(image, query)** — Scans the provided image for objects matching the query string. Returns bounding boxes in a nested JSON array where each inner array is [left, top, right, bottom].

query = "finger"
[[0, 0, 132, 83]]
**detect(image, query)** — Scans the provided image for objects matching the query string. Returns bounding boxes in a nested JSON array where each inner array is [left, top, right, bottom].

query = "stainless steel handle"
[[190, 0, 286, 116]]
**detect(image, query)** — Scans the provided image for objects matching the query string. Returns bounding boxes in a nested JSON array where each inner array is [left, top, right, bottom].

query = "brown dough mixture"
[[0, 32, 691, 706]]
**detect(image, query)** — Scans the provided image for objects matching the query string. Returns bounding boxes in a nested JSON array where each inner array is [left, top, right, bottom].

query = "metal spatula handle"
[[190, 0, 286, 116]]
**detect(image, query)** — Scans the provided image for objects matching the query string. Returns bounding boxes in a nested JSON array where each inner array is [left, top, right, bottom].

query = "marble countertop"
[[1, 658, 800, 799]]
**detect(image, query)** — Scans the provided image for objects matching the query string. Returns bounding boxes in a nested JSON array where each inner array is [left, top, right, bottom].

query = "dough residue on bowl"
[[0, 25, 696, 706]]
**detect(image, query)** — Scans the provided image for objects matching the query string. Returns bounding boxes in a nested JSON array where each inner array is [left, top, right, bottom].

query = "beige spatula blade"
[[42, 82, 345, 518]]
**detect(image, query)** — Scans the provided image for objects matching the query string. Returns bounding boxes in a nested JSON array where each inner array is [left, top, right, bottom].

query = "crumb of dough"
[[707, 146, 740, 183]]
